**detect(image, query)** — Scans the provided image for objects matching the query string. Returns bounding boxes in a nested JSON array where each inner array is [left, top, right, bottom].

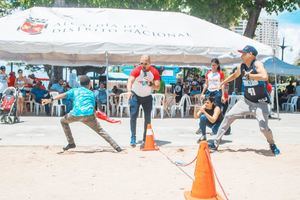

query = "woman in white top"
[[200, 58, 225, 107], [15, 69, 27, 116]]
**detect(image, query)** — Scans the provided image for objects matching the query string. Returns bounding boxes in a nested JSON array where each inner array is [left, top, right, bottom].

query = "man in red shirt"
[[127, 55, 160, 148]]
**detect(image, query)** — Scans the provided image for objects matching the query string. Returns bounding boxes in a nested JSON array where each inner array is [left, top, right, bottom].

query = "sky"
[[262, 9, 300, 64]]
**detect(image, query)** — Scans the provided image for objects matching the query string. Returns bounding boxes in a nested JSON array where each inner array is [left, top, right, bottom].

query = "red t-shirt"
[[130, 65, 160, 97], [8, 76, 16, 87], [266, 82, 272, 94]]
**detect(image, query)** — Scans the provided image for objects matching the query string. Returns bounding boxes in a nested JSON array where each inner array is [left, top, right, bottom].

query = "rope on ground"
[[205, 149, 229, 200], [158, 149, 194, 181]]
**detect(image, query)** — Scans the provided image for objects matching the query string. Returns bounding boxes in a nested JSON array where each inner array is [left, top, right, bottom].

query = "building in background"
[[232, 18, 279, 54]]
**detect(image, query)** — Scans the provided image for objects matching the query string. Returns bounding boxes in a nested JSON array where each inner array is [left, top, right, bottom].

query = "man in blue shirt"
[[42, 75, 122, 152], [31, 82, 51, 115]]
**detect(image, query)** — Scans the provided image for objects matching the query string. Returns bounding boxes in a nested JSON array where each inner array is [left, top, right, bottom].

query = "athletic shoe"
[[224, 126, 231, 135], [197, 134, 207, 143], [130, 137, 136, 148], [270, 144, 280, 156], [195, 128, 202, 135], [63, 143, 76, 151], [140, 142, 145, 150], [208, 140, 219, 151], [115, 147, 123, 152]]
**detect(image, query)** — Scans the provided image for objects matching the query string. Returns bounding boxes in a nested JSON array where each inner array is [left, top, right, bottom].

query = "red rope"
[[174, 155, 198, 167], [205, 149, 229, 200]]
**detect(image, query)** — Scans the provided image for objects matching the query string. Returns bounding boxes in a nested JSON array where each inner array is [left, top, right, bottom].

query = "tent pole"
[[105, 51, 109, 116], [273, 50, 280, 120]]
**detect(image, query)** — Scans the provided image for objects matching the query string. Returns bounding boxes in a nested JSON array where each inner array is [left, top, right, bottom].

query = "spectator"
[[190, 81, 201, 96], [285, 81, 295, 95], [296, 81, 300, 96], [50, 79, 64, 93], [111, 85, 123, 95], [156, 69, 165, 94], [68, 70, 79, 88], [200, 58, 225, 107], [8, 72, 16, 87], [0, 66, 8, 99], [194, 96, 223, 142], [31, 82, 51, 115], [174, 78, 184, 103], [15, 69, 28, 116], [96, 82, 107, 110]]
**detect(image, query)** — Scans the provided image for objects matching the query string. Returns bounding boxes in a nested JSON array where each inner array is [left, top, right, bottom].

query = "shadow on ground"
[[56, 148, 116, 155], [207, 139, 232, 145], [219, 148, 275, 157], [137, 139, 171, 146]]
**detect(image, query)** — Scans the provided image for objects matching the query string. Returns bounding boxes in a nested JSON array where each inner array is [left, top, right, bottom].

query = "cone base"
[[184, 191, 224, 200], [141, 146, 159, 151]]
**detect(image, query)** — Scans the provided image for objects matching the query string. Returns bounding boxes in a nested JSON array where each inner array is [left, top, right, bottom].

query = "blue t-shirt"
[[97, 89, 107, 104], [50, 83, 64, 93], [31, 88, 48, 101], [66, 87, 95, 116]]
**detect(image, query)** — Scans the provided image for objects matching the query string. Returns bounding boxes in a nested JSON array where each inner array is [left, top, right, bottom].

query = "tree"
[[185, 0, 243, 28], [242, 0, 300, 38]]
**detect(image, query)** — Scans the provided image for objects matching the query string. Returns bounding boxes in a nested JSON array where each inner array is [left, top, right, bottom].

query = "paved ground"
[[0, 113, 300, 200]]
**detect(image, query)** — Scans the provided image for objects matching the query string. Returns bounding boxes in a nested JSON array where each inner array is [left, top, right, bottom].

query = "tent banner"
[[0, 7, 273, 66]]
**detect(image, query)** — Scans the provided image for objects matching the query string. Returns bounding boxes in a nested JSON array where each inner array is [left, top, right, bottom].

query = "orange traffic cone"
[[141, 124, 159, 151], [184, 141, 223, 200]]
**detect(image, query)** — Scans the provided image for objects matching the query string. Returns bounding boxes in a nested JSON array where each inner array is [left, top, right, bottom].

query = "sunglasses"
[[140, 62, 148, 65]]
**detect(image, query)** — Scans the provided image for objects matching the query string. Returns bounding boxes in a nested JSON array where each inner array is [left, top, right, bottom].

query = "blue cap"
[[0, 66, 6, 70], [238, 45, 258, 56]]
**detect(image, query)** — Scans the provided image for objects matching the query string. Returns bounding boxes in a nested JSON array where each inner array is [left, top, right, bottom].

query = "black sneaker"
[[208, 140, 219, 151], [63, 143, 76, 151], [197, 135, 207, 143], [115, 147, 123, 152], [270, 144, 280, 156], [224, 126, 231, 135]]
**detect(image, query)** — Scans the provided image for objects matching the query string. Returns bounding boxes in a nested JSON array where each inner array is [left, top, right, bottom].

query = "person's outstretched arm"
[[42, 93, 66, 105], [220, 64, 242, 89]]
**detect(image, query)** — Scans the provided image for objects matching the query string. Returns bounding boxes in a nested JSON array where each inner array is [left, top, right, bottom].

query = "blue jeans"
[[129, 94, 152, 141], [205, 90, 222, 107], [199, 114, 221, 136]]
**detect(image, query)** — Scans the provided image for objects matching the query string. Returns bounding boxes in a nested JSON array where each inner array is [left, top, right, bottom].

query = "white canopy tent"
[[0, 7, 273, 66]]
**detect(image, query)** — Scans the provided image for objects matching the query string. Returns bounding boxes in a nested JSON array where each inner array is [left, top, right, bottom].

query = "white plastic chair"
[[283, 96, 298, 112], [170, 94, 191, 118], [49, 92, 65, 116], [108, 94, 117, 116], [24, 94, 34, 113], [33, 99, 45, 115], [117, 92, 131, 117], [152, 93, 165, 119], [282, 94, 293, 111]]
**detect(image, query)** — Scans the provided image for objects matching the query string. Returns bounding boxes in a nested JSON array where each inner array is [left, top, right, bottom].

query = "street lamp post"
[[278, 37, 288, 61]]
